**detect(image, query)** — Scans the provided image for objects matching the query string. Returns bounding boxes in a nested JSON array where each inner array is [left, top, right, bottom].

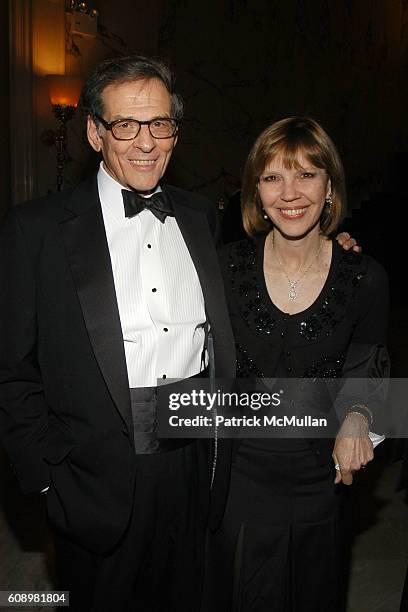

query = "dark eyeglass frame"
[[95, 114, 179, 140]]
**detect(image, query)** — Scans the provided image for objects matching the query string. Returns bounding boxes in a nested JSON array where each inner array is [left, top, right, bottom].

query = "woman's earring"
[[262, 207, 269, 220], [324, 194, 333, 211]]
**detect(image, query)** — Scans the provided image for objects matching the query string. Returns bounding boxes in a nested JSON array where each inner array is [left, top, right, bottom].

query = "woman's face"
[[258, 153, 331, 239]]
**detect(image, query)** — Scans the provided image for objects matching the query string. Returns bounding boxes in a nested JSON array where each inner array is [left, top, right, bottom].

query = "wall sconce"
[[66, 1, 99, 37], [46, 75, 82, 191], [66, 0, 99, 16]]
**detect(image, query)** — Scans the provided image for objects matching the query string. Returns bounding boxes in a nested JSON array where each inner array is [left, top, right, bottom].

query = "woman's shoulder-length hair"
[[241, 116, 346, 237]]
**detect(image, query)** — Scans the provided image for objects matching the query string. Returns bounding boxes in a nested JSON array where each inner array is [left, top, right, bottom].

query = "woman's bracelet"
[[345, 404, 373, 427]]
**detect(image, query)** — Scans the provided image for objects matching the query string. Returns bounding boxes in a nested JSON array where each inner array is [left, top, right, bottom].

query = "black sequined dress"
[[206, 235, 389, 612]]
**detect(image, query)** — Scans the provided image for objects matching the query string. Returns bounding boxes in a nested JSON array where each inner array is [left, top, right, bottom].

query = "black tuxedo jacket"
[[0, 175, 235, 553]]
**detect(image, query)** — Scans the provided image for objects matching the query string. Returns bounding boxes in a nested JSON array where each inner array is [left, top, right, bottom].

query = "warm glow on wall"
[[32, 0, 65, 76], [47, 75, 83, 107]]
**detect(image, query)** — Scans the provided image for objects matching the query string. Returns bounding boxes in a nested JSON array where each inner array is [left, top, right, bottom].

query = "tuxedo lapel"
[[59, 177, 132, 431]]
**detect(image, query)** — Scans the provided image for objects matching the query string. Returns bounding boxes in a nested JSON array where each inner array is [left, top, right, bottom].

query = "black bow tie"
[[122, 189, 174, 224]]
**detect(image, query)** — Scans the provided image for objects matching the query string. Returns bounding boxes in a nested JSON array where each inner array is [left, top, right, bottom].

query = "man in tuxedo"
[[0, 55, 235, 611]]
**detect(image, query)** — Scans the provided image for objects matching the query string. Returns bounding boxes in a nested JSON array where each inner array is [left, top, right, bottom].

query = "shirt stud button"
[[152, 288, 157, 293]]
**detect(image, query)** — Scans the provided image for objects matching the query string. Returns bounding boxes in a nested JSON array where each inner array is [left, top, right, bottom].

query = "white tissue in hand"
[[369, 432, 385, 449]]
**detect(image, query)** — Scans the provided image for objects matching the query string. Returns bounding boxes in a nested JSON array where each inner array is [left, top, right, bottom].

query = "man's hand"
[[332, 413, 373, 485], [335, 232, 361, 253]]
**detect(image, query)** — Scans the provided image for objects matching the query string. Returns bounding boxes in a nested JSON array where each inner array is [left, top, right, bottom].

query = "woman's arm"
[[333, 256, 390, 485]]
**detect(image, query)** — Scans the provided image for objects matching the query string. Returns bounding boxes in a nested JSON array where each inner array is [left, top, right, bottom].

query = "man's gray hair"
[[80, 55, 184, 122]]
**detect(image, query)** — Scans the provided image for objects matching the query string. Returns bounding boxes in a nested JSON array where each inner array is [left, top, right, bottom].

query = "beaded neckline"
[[228, 234, 365, 344]]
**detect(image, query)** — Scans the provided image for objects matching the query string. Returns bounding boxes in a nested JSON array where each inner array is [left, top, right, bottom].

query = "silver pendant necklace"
[[272, 234, 324, 300]]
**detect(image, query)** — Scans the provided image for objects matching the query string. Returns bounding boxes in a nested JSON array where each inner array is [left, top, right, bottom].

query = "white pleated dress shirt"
[[97, 163, 206, 388]]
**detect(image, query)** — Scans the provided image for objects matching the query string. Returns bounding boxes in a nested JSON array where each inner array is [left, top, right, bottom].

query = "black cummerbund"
[[130, 370, 208, 454]]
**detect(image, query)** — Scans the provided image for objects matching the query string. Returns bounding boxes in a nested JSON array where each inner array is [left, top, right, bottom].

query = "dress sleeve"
[[350, 256, 389, 345], [335, 256, 390, 428]]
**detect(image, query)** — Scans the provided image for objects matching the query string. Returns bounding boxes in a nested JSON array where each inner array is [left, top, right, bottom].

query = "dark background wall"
[[56, 0, 407, 216], [158, 0, 407, 210]]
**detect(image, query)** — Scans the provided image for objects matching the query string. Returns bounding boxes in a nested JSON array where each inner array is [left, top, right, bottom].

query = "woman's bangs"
[[263, 137, 325, 171]]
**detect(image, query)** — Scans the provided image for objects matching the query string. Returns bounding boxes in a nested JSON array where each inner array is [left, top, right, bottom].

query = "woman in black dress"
[[208, 117, 389, 611]]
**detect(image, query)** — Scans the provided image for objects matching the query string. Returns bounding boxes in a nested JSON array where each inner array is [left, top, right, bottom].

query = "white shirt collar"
[[97, 161, 163, 222]]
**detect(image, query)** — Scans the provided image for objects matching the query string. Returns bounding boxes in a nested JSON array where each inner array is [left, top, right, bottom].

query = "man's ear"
[[87, 116, 102, 152]]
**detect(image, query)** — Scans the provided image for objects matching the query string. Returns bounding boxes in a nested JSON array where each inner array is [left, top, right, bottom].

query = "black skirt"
[[203, 443, 344, 612]]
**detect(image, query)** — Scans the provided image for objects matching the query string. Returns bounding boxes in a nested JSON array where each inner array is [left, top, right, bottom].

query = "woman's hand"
[[332, 413, 374, 484]]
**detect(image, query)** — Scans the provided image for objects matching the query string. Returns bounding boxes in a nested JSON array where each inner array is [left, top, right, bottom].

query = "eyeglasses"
[[95, 114, 179, 140]]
